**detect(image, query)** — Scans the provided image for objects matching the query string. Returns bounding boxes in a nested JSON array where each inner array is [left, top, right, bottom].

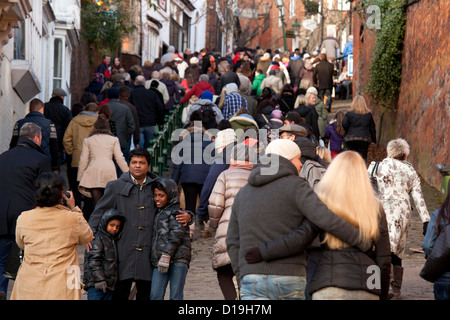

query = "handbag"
[[370, 161, 380, 193], [420, 224, 450, 283], [2, 241, 23, 280]]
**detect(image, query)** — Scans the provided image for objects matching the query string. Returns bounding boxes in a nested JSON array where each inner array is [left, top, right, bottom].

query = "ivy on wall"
[[363, 0, 408, 109]]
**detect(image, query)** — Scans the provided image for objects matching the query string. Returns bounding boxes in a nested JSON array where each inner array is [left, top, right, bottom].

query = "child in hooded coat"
[[150, 178, 193, 300], [83, 208, 125, 300]]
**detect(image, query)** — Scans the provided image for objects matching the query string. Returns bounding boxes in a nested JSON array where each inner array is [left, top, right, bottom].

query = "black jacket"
[[342, 111, 377, 143], [83, 209, 126, 290], [0, 138, 51, 236], [151, 178, 192, 267], [129, 85, 165, 127], [44, 96, 73, 152]]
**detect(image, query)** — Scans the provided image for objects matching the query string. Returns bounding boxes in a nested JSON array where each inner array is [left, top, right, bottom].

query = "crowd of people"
[[1, 38, 446, 302]]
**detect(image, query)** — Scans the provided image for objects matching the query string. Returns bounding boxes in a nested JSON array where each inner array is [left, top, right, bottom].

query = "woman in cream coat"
[[77, 116, 129, 206], [11, 172, 93, 300], [208, 144, 256, 300]]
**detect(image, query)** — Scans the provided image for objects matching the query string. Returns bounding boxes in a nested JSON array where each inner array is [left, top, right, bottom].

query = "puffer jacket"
[[342, 111, 376, 143], [150, 178, 192, 267], [83, 208, 125, 290], [208, 163, 253, 269]]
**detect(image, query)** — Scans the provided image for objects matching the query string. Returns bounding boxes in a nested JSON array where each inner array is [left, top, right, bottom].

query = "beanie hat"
[[265, 139, 301, 160], [225, 83, 239, 94], [215, 128, 237, 153], [271, 109, 283, 119], [190, 57, 199, 64], [200, 90, 213, 101]]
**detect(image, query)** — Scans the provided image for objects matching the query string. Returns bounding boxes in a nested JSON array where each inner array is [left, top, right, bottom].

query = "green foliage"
[[364, 0, 407, 108], [302, 0, 319, 14], [81, 0, 137, 54]]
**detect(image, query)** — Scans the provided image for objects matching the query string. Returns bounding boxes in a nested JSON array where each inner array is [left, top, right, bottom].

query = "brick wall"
[[352, 0, 450, 190]]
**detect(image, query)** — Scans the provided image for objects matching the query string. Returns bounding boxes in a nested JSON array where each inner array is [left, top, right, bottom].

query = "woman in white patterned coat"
[[368, 138, 430, 299]]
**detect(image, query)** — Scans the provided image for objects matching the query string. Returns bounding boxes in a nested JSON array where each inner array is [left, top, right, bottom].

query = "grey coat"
[[88, 171, 159, 281]]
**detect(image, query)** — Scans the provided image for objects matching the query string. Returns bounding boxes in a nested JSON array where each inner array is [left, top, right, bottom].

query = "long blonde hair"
[[349, 95, 371, 114], [315, 151, 381, 250]]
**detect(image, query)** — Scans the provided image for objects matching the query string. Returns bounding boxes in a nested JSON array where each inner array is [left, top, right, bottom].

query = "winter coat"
[[278, 93, 296, 115], [320, 36, 340, 60], [77, 133, 129, 197], [308, 209, 391, 299], [299, 63, 315, 84], [44, 96, 73, 152], [10, 111, 59, 170], [105, 99, 136, 150], [11, 205, 93, 300], [0, 138, 51, 236], [218, 71, 241, 93], [160, 78, 181, 111], [181, 81, 215, 104], [63, 111, 98, 167], [151, 179, 192, 267], [256, 59, 271, 75], [83, 209, 125, 290], [342, 111, 376, 143], [260, 75, 283, 94], [129, 85, 165, 128], [88, 171, 159, 281], [226, 155, 369, 281], [119, 98, 141, 146], [288, 56, 304, 87], [208, 163, 252, 269], [368, 158, 430, 258], [324, 121, 344, 152], [171, 132, 213, 185], [252, 74, 266, 96], [294, 104, 320, 139], [255, 104, 275, 128], [313, 59, 334, 90], [315, 98, 328, 137]]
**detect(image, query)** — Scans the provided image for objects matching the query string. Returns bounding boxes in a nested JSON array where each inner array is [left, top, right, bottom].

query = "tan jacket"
[[63, 112, 98, 167], [260, 75, 283, 94], [77, 134, 129, 197], [11, 205, 93, 300], [208, 163, 252, 269]]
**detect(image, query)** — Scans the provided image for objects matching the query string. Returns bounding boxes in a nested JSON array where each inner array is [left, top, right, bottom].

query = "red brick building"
[[352, 0, 449, 190]]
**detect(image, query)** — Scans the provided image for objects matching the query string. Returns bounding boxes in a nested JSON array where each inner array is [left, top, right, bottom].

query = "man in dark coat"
[[88, 148, 192, 300], [313, 54, 335, 112], [218, 64, 241, 93], [10, 98, 58, 171], [0, 122, 52, 297], [129, 76, 165, 149], [44, 88, 73, 170]]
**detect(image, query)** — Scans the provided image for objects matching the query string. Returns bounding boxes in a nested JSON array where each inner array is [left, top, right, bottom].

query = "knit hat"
[[271, 109, 283, 119], [265, 139, 301, 160], [306, 86, 318, 96], [200, 90, 213, 101], [190, 57, 199, 64], [215, 128, 237, 153]]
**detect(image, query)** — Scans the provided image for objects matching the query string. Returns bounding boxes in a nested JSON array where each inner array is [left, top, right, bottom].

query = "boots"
[[389, 265, 404, 300]]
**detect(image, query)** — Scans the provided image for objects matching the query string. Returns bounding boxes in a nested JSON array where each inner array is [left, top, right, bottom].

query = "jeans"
[[0, 235, 14, 295], [240, 274, 307, 300], [434, 276, 450, 300], [319, 88, 332, 109], [150, 262, 188, 300], [139, 126, 155, 149], [87, 287, 113, 300]]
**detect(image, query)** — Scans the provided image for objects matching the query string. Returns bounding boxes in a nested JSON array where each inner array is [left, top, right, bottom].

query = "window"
[[53, 38, 63, 89], [289, 0, 296, 19], [14, 21, 26, 60]]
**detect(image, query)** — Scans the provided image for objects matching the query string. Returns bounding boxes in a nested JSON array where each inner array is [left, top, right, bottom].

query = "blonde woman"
[[245, 151, 391, 300], [368, 138, 430, 299], [342, 95, 376, 161]]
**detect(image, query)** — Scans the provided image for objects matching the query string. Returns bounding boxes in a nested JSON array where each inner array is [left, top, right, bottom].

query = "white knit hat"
[[215, 128, 237, 153], [265, 139, 301, 160]]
